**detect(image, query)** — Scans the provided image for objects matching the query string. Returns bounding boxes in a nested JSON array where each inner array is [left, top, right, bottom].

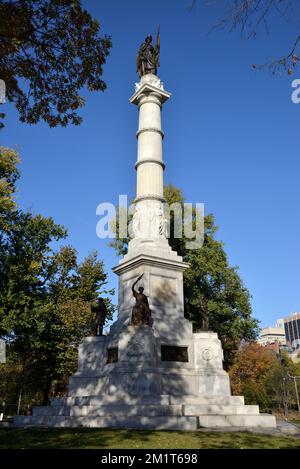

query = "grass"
[[0, 428, 299, 449]]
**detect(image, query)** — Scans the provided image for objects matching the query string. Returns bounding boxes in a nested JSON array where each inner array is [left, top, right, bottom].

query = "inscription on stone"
[[161, 345, 188, 362]]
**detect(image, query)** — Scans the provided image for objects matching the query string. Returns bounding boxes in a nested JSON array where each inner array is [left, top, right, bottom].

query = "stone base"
[[12, 328, 276, 430], [13, 393, 276, 429], [66, 327, 231, 398]]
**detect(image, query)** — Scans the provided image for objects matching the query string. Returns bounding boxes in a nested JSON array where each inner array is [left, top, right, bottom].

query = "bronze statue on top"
[[136, 28, 160, 78], [131, 274, 151, 326], [91, 297, 108, 336]]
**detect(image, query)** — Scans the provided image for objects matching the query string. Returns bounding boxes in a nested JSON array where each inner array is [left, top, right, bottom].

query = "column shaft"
[[135, 92, 164, 200]]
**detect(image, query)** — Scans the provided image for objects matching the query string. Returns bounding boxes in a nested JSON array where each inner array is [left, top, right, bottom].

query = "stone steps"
[[71, 405, 182, 417], [13, 393, 276, 429], [50, 394, 245, 407], [13, 415, 199, 430], [33, 404, 184, 417], [183, 405, 259, 416], [170, 395, 245, 405], [33, 402, 258, 418], [50, 395, 171, 406], [198, 414, 277, 428], [33, 406, 70, 417], [13, 412, 276, 430]]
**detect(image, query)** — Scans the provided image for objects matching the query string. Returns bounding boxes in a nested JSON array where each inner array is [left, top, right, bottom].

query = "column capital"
[[130, 81, 171, 106]]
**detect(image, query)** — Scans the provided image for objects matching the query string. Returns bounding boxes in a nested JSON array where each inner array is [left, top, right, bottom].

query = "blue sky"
[[1, 0, 300, 328]]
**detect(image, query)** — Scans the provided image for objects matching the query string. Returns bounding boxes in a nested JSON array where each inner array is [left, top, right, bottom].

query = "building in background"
[[258, 326, 286, 347], [275, 318, 284, 329], [257, 314, 300, 362], [283, 312, 300, 349]]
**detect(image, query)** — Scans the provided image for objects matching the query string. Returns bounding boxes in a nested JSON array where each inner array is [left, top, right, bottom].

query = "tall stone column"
[[127, 74, 172, 250], [134, 74, 168, 202]]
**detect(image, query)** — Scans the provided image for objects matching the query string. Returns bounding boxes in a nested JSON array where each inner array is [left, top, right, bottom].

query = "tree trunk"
[[42, 378, 52, 406]]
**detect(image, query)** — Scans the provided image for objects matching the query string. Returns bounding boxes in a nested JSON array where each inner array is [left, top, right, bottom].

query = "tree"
[[191, 0, 300, 75], [8, 247, 114, 405], [0, 147, 20, 231], [229, 342, 299, 413], [1, 246, 114, 405], [0, 148, 114, 405], [183, 219, 258, 367], [229, 342, 279, 409], [0, 0, 112, 127], [111, 184, 259, 366], [265, 350, 298, 415]]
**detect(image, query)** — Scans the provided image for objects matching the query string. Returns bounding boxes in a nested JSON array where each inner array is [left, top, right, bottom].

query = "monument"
[[14, 34, 276, 430]]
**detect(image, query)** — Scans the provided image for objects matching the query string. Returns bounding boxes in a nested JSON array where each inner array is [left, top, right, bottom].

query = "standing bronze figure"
[[136, 28, 160, 78], [131, 274, 151, 326], [198, 295, 209, 331], [91, 297, 108, 336]]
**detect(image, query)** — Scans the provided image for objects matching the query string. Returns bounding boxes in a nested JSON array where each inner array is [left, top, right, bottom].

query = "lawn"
[[292, 420, 300, 426], [0, 428, 299, 449]]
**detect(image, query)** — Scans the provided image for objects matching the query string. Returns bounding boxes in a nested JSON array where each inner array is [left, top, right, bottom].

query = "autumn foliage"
[[229, 343, 278, 394], [229, 342, 300, 411]]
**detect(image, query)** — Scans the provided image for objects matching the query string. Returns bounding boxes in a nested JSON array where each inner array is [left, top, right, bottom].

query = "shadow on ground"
[[0, 428, 300, 449]]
